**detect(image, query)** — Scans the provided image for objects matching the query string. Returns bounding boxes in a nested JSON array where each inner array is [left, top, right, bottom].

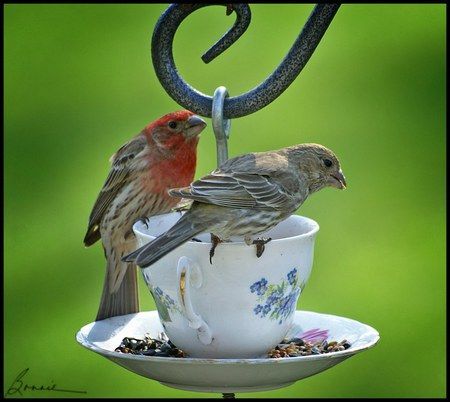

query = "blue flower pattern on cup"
[[250, 268, 305, 324], [151, 286, 182, 322], [250, 278, 268, 296], [287, 269, 297, 285], [253, 304, 263, 315], [154, 287, 179, 309]]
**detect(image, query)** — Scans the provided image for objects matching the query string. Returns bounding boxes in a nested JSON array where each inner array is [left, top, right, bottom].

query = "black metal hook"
[[151, 3, 340, 119], [201, 4, 251, 64]]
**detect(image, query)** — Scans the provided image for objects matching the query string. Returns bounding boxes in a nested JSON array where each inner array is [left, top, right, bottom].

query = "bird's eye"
[[168, 121, 177, 129], [323, 159, 333, 168]]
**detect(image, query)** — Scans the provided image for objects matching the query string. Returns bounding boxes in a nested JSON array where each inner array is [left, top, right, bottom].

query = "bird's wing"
[[169, 171, 293, 211], [84, 135, 148, 246]]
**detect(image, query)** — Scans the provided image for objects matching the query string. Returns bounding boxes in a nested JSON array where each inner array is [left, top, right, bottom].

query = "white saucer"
[[76, 310, 379, 393]]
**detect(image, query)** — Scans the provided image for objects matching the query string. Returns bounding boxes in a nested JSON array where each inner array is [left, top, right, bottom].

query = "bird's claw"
[[140, 217, 150, 229], [209, 234, 221, 265], [252, 237, 272, 258]]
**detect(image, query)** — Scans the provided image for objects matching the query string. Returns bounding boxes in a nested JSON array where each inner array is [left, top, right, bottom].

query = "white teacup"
[[133, 212, 319, 358]]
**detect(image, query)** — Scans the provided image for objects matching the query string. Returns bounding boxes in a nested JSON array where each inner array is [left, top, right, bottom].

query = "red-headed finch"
[[123, 143, 346, 268], [84, 110, 206, 320]]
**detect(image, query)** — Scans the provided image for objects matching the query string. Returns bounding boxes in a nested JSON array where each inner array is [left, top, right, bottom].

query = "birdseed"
[[115, 334, 186, 358], [115, 335, 351, 359], [267, 337, 351, 358]]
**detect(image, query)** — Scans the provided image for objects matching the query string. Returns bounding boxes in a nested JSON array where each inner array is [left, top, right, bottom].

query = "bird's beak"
[[328, 169, 347, 189], [185, 115, 206, 137]]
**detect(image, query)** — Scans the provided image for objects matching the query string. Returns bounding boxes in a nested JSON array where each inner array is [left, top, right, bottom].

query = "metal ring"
[[212, 86, 231, 167]]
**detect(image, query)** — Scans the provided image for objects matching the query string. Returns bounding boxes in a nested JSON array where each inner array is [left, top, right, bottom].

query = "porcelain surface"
[[76, 310, 380, 393], [133, 212, 319, 358]]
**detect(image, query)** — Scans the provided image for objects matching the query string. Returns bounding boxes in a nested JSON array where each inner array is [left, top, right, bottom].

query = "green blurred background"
[[4, 4, 446, 398]]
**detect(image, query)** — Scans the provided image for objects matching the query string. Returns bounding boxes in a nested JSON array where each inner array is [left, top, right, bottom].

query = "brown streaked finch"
[[84, 110, 206, 320], [123, 143, 346, 268]]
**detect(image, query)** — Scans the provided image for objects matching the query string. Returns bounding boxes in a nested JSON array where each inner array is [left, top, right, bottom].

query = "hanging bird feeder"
[[77, 3, 379, 398]]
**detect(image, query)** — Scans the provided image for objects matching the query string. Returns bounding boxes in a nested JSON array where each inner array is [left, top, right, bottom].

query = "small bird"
[[84, 110, 206, 320], [123, 143, 346, 268]]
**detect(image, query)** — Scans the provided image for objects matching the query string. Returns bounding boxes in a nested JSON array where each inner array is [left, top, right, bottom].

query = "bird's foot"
[[252, 237, 272, 258], [140, 217, 150, 229], [209, 234, 222, 265]]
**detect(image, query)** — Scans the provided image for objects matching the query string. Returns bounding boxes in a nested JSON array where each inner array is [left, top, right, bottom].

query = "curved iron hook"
[[201, 4, 251, 64], [151, 3, 340, 119]]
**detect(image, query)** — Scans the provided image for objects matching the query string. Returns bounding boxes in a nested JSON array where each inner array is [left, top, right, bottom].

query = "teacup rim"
[[133, 212, 319, 246]]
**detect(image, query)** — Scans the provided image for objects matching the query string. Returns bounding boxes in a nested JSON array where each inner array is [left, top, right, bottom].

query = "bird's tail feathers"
[[122, 213, 208, 268], [96, 260, 139, 321]]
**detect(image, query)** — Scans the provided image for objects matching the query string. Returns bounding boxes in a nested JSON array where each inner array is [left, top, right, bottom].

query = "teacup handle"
[[176, 256, 213, 345]]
